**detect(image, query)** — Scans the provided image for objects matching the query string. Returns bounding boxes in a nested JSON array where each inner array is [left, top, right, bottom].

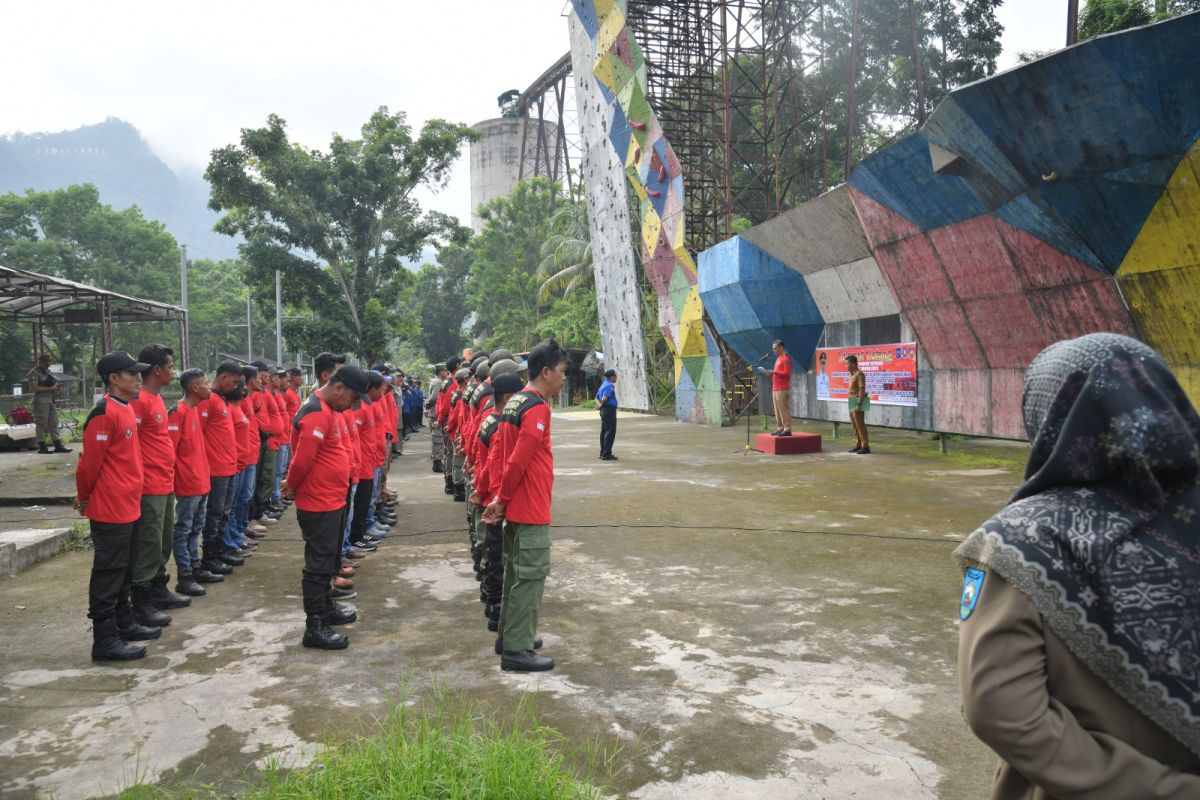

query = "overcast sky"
[[2, 0, 1070, 225]]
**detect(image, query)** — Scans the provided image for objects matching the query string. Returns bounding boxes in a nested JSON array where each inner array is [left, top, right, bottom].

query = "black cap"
[[96, 351, 151, 378], [604, 369, 616, 378], [492, 373, 525, 396], [331, 364, 372, 403], [251, 360, 270, 371]]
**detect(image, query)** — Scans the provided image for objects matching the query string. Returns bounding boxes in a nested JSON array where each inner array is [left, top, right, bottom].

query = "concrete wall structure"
[[570, 0, 723, 425], [702, 13, 1200, 439], [469, 118, 558, 233], [569, 11, 651, 410]]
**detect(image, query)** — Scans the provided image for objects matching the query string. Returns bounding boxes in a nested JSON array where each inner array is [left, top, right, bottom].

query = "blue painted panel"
[[849, 134, 990, 229], [1036, 176, 1173, 272], [607, 100, 631, 166], [922, 96, 1027, 208], [995, 193, 1105, 271], [571, 0, 600, 37], [1092, 13, 1200, 143], [645, 138, 671, 217], [675, 365, 697, 420]]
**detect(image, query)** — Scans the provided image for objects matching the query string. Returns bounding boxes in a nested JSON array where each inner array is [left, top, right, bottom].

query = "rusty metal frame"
[[516, 52, 580, 195]]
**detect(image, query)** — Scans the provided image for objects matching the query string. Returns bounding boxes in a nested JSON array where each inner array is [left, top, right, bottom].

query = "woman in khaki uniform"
[[956, 333, 1200, 799]]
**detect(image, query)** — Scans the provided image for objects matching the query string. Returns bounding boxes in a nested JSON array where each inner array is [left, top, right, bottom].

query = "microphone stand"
[[733, 351, 773, 456]]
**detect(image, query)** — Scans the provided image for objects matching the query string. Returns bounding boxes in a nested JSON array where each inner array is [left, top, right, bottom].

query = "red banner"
[[814, 343, 918, 407]]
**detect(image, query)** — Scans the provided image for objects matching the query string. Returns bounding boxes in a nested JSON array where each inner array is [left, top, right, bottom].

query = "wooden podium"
[[756, 432, 822, 455]]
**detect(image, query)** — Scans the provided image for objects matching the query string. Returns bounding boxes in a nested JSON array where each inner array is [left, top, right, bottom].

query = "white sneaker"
[[258, 517, 278, 526], [250, 523, 267, 533]]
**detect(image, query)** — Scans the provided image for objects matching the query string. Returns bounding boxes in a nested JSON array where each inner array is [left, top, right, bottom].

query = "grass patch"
[[59, 521, 92, 553], [114, 691, 605, 800]]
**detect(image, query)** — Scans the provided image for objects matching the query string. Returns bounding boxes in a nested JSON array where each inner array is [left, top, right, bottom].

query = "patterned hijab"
[[955, 333, 1200, 755]]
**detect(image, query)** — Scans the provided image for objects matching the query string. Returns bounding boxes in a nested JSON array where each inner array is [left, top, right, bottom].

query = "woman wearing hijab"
[[957, 333, 1200, 799]]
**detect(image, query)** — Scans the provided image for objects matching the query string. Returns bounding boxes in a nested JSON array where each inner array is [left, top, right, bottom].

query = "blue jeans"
[[225, 465, 256, 552], [272, 444, 290, 503], [342, 481, 359, 555], [173, 494, 207, 573], [364, 466, 383, 528]]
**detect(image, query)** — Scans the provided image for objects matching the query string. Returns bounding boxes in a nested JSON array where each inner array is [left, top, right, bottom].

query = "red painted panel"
[[961, 293, 1047, 368], [756, 432, 822, 454], [996, 217, 1109, 289], [989, 368, 1028, 440], [872, 235, 955, 308], [849, 187, 921, 249], [904, 303, 987, 370], [1028, 280, 1136, 343], [645, 233, 677, 296], [929, 216, 1022, 299], [933, 369, 990, 436]]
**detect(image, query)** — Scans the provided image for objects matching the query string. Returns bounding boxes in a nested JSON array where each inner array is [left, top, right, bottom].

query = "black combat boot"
[[500, 649, 554, 672], [302, 616, 349, 649], [495, 636, 543, 655], [91, 617, 146, 661], [150, 575, 192, 608], [192, 567, 224, 583], [37, 442, 51, 455], [131, 585, 172, 627], [432, 459, 443, 473], [444, 473, 455, 495], [201, 557, 233, 575], [116, 598, 161, 641], [487, 604, 500, 632], [52, 441, 72, 453], [454, 483, 466, 502], [175, 571, 207, 596], [323, 601, 358, 626]]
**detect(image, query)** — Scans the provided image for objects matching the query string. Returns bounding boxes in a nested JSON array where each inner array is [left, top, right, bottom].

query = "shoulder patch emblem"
[[960, 568, 985, 621], [125, 428, 133, 439]]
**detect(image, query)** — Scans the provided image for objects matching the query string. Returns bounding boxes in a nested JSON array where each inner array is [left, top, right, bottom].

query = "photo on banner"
[[814, 343, 918, 407]]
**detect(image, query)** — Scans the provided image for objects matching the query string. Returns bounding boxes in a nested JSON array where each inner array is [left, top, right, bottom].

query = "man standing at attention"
[[76, 351, 151, 660], [483, 339, 568, 673], [426, 365, 448, 473], [197, 361, 242, 577], [596, 368, 618, 461], [761, 339, 792, 437], [283, 365, 371, 650], [27, 353, 71, 454]]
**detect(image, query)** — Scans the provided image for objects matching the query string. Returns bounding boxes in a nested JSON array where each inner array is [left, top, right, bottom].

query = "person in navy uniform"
[[596, 368, 619, 461]]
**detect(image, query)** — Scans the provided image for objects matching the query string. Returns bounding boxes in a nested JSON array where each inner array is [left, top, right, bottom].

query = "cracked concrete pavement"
[[0, 412, 1024, 798]]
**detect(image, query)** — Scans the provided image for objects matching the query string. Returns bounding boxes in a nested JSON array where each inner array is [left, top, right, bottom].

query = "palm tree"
[[536, 201, 594, 303]]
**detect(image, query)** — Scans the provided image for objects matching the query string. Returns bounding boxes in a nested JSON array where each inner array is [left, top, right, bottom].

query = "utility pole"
[[845, 0, 860, 178], [275, 270, 283, 364], [246, 294, 253, 361], [179, 245, 189, 365], [908, 0, 925, 124], [1067, 0, 1079, 46]]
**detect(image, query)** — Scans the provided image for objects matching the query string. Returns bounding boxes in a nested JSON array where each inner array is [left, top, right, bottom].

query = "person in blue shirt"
[[596, 369, 619, 461]]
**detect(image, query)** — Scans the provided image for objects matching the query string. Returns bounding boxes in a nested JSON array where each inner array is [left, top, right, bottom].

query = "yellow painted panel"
[[592, 53, 617, 93], [1118, 264, 1200, 408], [641, 207, 662, 252], [1119, 142, 1200, 275], [678, 317, 708, 358], [596, 7, 625, 57]]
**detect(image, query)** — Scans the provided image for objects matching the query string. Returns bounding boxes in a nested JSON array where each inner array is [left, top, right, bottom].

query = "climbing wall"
[[569, 10, 651, 411], [570, 0, 723, 424], [700, 13, 1200, 439]]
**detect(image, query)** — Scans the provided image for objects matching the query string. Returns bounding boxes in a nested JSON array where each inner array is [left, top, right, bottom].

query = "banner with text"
[[814, 343, 918, 407]]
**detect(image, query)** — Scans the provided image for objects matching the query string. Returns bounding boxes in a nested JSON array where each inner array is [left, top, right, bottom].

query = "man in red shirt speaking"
[[75, 351, 152, 661], [282, 364, 372, 650], [761, 339, 793, 437], [482, 339, 568, 672]]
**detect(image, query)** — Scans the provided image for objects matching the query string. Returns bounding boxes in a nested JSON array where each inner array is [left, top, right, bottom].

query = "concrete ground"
[[0, 412, 1027, 799]]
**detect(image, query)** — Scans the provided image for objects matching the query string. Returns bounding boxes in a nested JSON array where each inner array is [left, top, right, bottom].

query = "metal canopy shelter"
[[0, 264, 188, 359]]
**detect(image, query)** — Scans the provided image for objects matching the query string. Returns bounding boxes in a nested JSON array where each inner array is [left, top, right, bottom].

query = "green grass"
[[114, 692, 605, 800], [59, 521, 92, 553]]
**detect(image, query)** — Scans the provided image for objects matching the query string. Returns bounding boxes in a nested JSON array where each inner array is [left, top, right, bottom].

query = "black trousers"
[[297, 506, 346, 618], [88, 521, 135, 620], [483, 522, 504, 608], [599, 406, 617, 457], [201, 474, 235, 557], [350, 476, 374, 542]]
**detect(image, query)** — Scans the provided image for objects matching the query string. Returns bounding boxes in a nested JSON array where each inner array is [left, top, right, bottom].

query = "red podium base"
[[756, 432, 822, 455]]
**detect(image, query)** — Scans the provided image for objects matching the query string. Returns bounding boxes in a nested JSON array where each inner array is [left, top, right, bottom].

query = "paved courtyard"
[[0, 412, 1027, 799]]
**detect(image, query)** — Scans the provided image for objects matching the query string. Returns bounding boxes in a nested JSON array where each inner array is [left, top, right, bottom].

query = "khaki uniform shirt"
[[425, 376, 443, 411], [26, 367, 55, 407], [959, 569, 1200, 799]]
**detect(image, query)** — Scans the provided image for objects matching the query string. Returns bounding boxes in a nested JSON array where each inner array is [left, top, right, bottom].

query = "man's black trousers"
[[88, 520, 135, 620], [297, 506, 346, 618], [599, 405, 617, 458]]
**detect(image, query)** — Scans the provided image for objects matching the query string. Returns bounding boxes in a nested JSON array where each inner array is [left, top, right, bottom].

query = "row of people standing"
[[429, 342, 569, 672]]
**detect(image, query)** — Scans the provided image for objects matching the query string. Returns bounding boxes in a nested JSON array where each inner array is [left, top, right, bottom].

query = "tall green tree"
[[535, 200, 593, 303], [1079, 0, 1152, 38], [466, 179, 559, 351], [415, 240, 472, 362], [206, 108, 477, 361]]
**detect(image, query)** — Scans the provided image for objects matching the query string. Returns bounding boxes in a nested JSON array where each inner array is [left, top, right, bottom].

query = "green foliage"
[[466, 179, 560, 352], [1079, 0, 1153, 39], [536, 201, 594, 303], [415, 237, 472, 363], [534, 287, 600, 347], [206, 108, 477, 361]]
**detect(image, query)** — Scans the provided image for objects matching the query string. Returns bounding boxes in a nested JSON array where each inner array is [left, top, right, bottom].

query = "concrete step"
[[0, 527, 73, 577]]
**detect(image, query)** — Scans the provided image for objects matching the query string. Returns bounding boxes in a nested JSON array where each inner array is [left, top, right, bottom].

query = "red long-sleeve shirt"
[[197, 393, 238, 478], [473, 401, 501, 500], [129, 390, 174, 495], [76, 395, 144, 524], [286, 393, 351, 512], [284, 386, 301, 421], [342, 407, 360, 482], [168, 403, 209, 497], [492, 388, 554, 525], [353, 403, 377, 481], [382, 388, 398, 438], [267, 392, 287, 451], [436, 382, 453, 425], [230, 400, 256, 471], [772, 352, 793, 391]]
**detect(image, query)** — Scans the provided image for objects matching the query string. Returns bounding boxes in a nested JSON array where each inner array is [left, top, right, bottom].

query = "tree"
[[206, 108, 477, 361], [415, 240, 472, 362], [466, 179, 560, 351], [1078, 0, 1153, 39], [535, 200, 594, 303]]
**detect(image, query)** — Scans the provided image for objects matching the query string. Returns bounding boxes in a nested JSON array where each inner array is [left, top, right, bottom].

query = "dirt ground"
[[0, 412, 1027, 799]]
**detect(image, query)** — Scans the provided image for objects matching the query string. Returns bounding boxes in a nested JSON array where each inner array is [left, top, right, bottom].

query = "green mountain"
[[0, 118, 238, 260]]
